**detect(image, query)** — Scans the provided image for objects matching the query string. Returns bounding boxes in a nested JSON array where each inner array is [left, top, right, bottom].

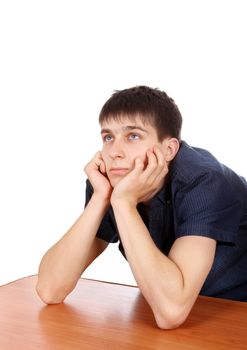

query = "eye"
[[128, 133, 140, 141], [103, 134, 113, 142]]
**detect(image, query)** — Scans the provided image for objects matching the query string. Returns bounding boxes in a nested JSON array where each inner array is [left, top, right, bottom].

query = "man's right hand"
[[84, 151, 112, 201], [37, 152, 110, 304]]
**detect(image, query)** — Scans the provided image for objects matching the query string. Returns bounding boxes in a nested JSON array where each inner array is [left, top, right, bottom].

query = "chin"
[[108, 176, 122, 188], [109, 179, 119, 188]]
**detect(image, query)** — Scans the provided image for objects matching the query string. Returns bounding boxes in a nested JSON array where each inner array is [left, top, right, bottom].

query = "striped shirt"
[[85, 141, 247, 301]]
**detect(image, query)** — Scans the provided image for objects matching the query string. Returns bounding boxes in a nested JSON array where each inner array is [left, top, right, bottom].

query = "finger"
[[85, 151, 104, 173], [133, 157, 145, 173], [93, 151, 102, 164], [93, 151, 102, 163], [99, 160, 106, 174], [94, 153, 106, 174], [142, 150, 159, 178], [152, 161, 168, 184], [153, 145, 165, 167], [143, 148, 167, 184], [152, 146, 167, 175]]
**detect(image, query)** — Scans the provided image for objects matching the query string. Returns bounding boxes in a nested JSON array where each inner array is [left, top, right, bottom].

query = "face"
[[100, 116, 164, 187]]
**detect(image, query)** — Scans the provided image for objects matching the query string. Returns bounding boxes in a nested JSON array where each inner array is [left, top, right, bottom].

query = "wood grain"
[[0, 276, 246, 349]]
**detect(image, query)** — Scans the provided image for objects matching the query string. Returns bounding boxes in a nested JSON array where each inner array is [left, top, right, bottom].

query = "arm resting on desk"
[[36, 194, 108, 304], [112, 201, 216, 329]]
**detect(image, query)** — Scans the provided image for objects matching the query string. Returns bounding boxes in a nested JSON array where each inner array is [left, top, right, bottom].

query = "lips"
[[109, 168, 129, 175]]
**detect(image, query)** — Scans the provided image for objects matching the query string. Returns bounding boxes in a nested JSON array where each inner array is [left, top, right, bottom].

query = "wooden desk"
[[0, 276, 246, 349]]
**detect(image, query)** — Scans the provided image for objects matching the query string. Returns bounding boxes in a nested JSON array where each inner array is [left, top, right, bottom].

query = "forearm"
[[111, 201, 188, 328], [37, 194, 109, 303]]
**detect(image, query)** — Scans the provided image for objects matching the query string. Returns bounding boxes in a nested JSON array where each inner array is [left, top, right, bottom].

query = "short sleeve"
[[174, 172, 242, 244], [84, 179, 118, 243]]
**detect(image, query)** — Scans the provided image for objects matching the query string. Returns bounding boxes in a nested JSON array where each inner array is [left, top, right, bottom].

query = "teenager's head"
[[99, 86, 182, 187], [99, 85, 182, 142]]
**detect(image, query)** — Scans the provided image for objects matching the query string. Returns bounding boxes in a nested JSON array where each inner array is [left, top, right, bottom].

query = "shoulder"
[[171, 141, 223, 183], [167, 143, 247, 242], [169, 142, 247, 228], [170, 141, 246, 196]]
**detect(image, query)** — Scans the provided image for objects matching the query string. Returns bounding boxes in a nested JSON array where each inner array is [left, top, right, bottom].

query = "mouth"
[[109, 168, 129, 175]]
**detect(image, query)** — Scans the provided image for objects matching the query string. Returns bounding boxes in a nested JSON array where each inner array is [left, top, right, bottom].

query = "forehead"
[[100, 114, 156, 132]]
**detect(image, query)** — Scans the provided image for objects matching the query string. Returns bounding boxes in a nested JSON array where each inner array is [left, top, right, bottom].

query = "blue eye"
[[103, 134, 113, 142], [128, 133, 140, 140]]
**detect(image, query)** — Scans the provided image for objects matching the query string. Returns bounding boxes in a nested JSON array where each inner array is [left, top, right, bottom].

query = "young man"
[[36, 86, 247, 329]]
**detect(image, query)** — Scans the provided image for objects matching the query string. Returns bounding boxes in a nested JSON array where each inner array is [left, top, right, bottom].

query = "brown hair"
[[99, 85, 182, 141]]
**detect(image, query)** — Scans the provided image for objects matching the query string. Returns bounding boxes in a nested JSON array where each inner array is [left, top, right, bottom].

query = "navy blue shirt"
[[85, 142, 247, 301]]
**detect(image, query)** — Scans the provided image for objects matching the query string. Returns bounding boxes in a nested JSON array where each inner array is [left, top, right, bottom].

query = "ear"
[[162, 138, 180, 162]]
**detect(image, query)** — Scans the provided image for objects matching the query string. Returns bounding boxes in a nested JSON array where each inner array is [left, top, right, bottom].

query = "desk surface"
[[0, 276, 246, 349]]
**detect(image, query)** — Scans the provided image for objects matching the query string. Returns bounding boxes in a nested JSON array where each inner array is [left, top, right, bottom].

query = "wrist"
[[91, 192, 110, 209], [110, 196, 137, 211]]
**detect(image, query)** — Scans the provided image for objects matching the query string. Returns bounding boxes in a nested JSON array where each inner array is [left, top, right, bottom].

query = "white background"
[[0, 0, 246, 286]]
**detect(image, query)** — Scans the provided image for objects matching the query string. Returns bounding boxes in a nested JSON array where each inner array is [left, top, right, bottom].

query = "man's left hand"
[[111, 145, 168, 207]]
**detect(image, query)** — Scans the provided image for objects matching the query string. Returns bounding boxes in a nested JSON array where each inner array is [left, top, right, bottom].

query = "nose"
[[109, 139, 125, 159]]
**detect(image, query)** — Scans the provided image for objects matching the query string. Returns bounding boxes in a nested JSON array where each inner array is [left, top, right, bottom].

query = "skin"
[[36, 115, 216, 329], [99, 117, 216, 328], [100, 118, 173, 196]]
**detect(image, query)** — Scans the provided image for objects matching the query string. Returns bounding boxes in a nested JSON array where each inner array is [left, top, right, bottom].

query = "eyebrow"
[[101, 125, 148, 134]]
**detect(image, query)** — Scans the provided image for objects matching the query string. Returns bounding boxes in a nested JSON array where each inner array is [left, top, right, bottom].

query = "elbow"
[[154, 304, 189, 330], [155, 315, 186, 330], [36, 282, 65, 305]]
